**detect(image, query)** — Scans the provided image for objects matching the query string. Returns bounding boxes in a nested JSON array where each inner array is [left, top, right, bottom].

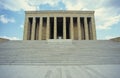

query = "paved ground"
[[0, 40, 120, 78], [0, 65, 120, 78]]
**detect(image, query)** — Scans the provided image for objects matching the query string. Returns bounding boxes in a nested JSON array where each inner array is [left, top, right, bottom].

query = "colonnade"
[[24, 16, 96, 40]]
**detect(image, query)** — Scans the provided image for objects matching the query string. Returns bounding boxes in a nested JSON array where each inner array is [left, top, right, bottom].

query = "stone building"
[[1, 11, 120, 78], [23, 11, 96, 40]]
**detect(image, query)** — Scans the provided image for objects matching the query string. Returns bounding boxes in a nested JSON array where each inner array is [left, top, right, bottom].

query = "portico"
[[23, 11, 96, 40]]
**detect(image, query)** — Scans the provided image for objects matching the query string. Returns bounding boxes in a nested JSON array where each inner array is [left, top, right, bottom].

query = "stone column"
[[31, 17, 35, 40], [54, 17, 57, 39], [63, 17, 66, 39], [39, 17, 42, 40], [46, 17, 50, 40], [36, 23, 39, 40], [77, 17, 81, 40], [23, 16, 28, 40], [70, 17, 74, 40], [91, 17, 96, 40], [84, 17, 89, 40], [88, 19, 92, 40]]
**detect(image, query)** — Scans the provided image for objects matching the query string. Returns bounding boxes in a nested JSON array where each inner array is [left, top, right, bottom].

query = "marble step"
[[0, 40, 120, 65]]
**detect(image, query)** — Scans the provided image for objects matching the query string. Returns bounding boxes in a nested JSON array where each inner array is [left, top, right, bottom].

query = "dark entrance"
[[57, 17, 63, 39], [66, 17, 70, 39], [50, 17, 54, 39]]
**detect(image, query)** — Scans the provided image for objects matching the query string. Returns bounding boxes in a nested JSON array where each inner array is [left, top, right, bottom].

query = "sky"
[[0, 0, 120, 40]]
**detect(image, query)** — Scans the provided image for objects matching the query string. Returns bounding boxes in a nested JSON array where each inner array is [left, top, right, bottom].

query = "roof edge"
[[25, 10, 95, 14]]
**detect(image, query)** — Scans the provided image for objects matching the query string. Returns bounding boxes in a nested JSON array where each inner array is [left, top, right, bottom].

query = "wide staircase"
[[0, 40, 120, 65]]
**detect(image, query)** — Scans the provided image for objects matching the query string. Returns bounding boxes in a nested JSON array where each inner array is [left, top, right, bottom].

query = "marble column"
[[31, 17, 35, 40], [84, 17, 89, 40], [46, 17, 50, 40], [23, 16, 28, 40], [39, 17, 42, 40], [54, 17, 57, 39], [89, 18, 92, 40], [63, 17, 66, 39], [91, 17, 96, 40], [70, 17, 74, 40], [36, 22, 39, 40], [77, 17, 82, 40]]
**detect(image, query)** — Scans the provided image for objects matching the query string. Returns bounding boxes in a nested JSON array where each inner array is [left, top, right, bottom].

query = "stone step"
[[0, 40, 120, 65], [0, 40, 119, 48]]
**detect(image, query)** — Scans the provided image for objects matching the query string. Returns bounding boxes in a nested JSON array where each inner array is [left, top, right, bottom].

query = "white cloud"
[[97, 15, 120, 30], [95, 8, 120, 30], [59, 0, 120, 30], [0, 0, 120, 30], [0, 15, 15, 24], [0, 0, 36, 11], [0, 36, 20, 40], [20, 25, 24, 29], [28, 0, 60, 6], [61, 0, 120, 30], [0, 0, 61, 11], [62, 0, 88, 10], [61, 0, 105, 10]]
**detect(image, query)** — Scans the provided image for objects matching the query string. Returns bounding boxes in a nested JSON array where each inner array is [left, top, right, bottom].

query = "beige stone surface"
[[0, 38, 9, 42], [63, 17, 66, 39], [0, 40, 120, 65], [54, 17, 57, 39], [110, 37, 120, 42], [39, 17, 42, 40], [0, 40, 120, 78], [31, 17, 35, 40], [23, 11, 96, 40], [0, 38, 9, 43]]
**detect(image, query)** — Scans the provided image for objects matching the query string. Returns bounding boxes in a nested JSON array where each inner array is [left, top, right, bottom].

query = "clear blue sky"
[[0, 0, 120, 40]]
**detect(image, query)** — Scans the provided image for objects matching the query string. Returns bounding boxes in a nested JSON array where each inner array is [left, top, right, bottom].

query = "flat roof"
[[25, 10, 95, 14]]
